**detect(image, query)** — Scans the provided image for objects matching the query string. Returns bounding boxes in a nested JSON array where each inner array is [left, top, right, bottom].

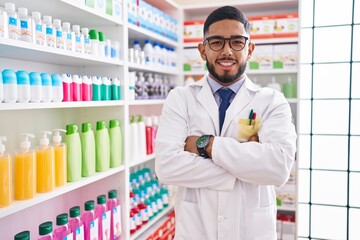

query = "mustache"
[[216, 57, 237, 61]]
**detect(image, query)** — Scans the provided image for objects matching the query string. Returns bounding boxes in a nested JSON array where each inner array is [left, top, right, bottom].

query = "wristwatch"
[[196, 135, 212, 158]]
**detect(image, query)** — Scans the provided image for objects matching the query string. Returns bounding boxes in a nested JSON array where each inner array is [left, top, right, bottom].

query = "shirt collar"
[[207, 74, 246, 94]]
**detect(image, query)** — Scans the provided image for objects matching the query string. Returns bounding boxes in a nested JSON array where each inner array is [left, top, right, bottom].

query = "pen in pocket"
[[252, 113, 257, 129], [248, 109, 254, 125]]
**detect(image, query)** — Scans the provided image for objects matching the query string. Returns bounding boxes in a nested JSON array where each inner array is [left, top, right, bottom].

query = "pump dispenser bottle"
[[109, 119, 123, 168], [95, 120, 110, 172], [0, 136, 12, 208], [53, 129, 67, 187], [14, 133, 36, 200], [36, 131, 55, 193], [65, 124, 82, 182], [81, 122, 96, 177]]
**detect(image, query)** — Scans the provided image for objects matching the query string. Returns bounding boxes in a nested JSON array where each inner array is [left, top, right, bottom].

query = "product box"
[[127, 0, 137, 25], [248, 15, 274, 39], [183, 48, 206, 72], [273, 44, 298, 69], [249, 45, 273, 70], [183, 20, 204, 43], [112, 0, 123, 20], [94, 0, 107, 14], [273, 13, 298, 38], [138, 0, 148, 29]]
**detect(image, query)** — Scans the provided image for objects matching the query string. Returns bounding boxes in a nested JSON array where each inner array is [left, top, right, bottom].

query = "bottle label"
[[63, 232, 73, 240], [75, 36, 82, 53], [20, 20, 28, 29], [9, 17, 17, 26], [20, 20, 32, 39], [67, 33, 73, 51], [102, 211, 111, 240], [8, 17, 20, 39], [36, 24, 42, 32], [56, 30, 64, 49], [76, 225, 85, 240], [35, 24, 45, 45], [46, 27, 55, 47], [113, 205, 122, 238], [90, 218, 99, 239]]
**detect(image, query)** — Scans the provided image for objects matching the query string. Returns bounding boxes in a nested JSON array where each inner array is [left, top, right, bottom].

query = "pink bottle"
[[38, 221, 53, 240], [62, 73, 73, 102], [95, 194, 108, 240], [82, 200, 98, 240], [53, 213, 70, 240], [72, 74, 82, 101], [82, 75, 92, 101], [69, 206, 84, 240], [107, 190, 120, 240], [145, 117, 153, 154]]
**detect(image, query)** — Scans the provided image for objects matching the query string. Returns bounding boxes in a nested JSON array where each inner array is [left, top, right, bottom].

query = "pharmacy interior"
[[0, 0, 359, 239]]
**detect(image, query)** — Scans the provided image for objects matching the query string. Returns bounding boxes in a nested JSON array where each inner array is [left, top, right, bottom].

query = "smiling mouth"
[[216, 59, 236, 68]]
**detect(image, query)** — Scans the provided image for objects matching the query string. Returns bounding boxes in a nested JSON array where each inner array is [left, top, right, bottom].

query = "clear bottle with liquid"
[[18, 7, 32, 43], [0, 9, 7, 38], [73, 25, 83, 53], [32, 12, 45, 46], [0, 136, 12, 208], [53, 129, 67, 187], [5, 2, 20, 40], [38, 221, 53, 240], [53, 19, 64, 49], [82, 27, 92, 54], [43, 15, 55, 47], [69, 206, 84, 240], [36, 131, 55, 193], [62, 22, 74, 51]]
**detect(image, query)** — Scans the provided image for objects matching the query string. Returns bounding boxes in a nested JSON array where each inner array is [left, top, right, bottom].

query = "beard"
[[206, 57, 247, 84]]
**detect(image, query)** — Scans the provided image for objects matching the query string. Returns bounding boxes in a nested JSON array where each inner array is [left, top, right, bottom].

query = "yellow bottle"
[[0, 136, 12, 208], [14, 134, 36, 200], [53, 129, 67, 187], [36, 131, 55, 193]]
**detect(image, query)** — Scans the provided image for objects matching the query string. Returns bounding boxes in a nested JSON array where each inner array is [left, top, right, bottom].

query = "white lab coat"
[[155, 75, 297, 240]]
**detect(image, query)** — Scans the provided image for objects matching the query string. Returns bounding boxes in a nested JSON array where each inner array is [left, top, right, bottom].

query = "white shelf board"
[[144, 0, 180, 11], [0, 165, 125, 218], [0, 38, 124, 67], [286, 98, 298, 104], [128, 154, 155, 168], [247, 69, 297, 74], [128, 63, 180, 75], [0, 100, 124, 111], [277, 205, 296, 212], [130, 204, 174, 240], [128, 99, 165, 106]]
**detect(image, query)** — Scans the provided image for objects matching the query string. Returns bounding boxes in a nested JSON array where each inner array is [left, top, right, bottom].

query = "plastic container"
[[81, 122, 96, 177], [107, 190, 121, 240], [43, 15, 55, 47], [53, 213, 70, 240], [82, 27, 92, 54], [89, 29, 99, 57], [16, 70, 31, 103], [29, 72, 42, 103], [2, 69, 18, 103], [267, 77, 282, 92], [98, 31, 106, 57], [41, 73, 52, 103], [5, 2, 20, 40], [14, 134, 36, 200], [61, 73, 73, 102], [95, 194, 109, 240], [0, 9, 7, 38], [143, 39, 154, 65], [53, 129, 67, 187], [72, 74, 82, 101], [82, 75, 92, 101], [109, 119, 123, 168], [111, 41, 119, 59], [18, 8, 32, 43], [0, 71, 3, 102], [111, 77, 121, 100], [51, 73, 63, 102], [95, 120, 110, 172], [282, 76, 297, 98], [82, 200, 98, 240], [101, 76, 111, 100], [65, 124, 82, 182], [137, 115, 146, 159], [92, 76, 102, 101], [32, 12, 45, 46], [0, 136, 12, 208], [69, 206, 84, 240], [129, 116, 139, 162], [36, 131, 55, 193], [53, 19, 64, 49], [105, 39, 111, 58], [73, 25, 83, 53], [145, 116, 153, 155], [38, 221, 53, 240], [14, 230, 30, 240], [63, 22, 74, 51]]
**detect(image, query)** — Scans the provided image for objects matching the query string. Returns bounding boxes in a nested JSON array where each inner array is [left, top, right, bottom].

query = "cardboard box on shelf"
[[273, 13, 299, 38], [183, 20, 204, 43], [183, 48, 206, 72], [273, 44, 298, 69], [249, 45, 273, 70], [248, 15, 275, 39]]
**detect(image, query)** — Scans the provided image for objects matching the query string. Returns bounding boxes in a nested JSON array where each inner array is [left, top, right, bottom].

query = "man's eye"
[[232, 40, 244, 46], [210, 41, 223, 46]]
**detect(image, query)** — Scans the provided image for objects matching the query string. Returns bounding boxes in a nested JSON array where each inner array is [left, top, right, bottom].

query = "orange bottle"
[[53, 129, 67, 187], [36, 131, 55, 193], [14, 134, 36, 200], [0, 136, 12, 208]]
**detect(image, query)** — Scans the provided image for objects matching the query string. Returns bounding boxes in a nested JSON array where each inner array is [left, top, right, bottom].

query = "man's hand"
[[248, 134, 259, 142], [184, 135, 199, 154]]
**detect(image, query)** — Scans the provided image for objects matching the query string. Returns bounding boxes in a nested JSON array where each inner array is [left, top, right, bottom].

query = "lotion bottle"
[[95, 120, 110, 172], [0, 136, 12, 208], [81, 122, 96, 177], [36, 131, 55, 193], [53, 129, 67, 187], [109, 119, 123, 168], [65, 124, 82, 182]]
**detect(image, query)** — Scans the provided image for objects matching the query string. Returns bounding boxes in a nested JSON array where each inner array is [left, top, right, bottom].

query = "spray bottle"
[[53, 129, 67, 187], [0, 136, 12, 208]]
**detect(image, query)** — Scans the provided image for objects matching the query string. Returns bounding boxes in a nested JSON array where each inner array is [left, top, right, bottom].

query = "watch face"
[[197, 135, 210, 148]]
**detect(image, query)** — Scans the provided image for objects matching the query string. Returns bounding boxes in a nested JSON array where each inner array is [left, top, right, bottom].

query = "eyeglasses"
[[203, 35, 249, 52]]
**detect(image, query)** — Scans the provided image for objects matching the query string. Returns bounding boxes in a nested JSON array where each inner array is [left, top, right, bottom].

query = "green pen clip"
[[249, 109, 254, 125]]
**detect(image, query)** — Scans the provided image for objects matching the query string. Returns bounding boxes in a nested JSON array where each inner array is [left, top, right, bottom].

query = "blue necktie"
[[218, 88, 233, 134]]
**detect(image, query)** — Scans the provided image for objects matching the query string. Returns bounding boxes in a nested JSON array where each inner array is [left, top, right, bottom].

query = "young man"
[[155, 6, 297, 240]]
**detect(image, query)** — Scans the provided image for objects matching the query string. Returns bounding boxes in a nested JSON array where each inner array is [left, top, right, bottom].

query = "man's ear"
[[198, 43, 206, 61]]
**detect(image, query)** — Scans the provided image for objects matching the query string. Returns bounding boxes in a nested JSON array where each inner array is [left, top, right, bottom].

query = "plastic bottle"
[[137, 115, 146, 159], [81, 122, 96, 177], [282, 76, 297, 98], [68, 206, 84, 240], [101, 76, 111, 100], [107, 190, 121, 240], [92, 76, 102, 101], [98, 32, 106, 57], [0, 9, 7, 38], [0, 72, 3, 102], [32, 12, 45, 46], [14, 133, 36, 200], [72, 74, 82, 101], [128, 72, 136, 101], [95, 194, 109, 240], [29, 72, 42, 103], [53, 19, 64, 49], [89, 29, 99, 57], [111, 77, 121, 100], [133, 40, 142, 64], [36, 131, 55, 193], [151, 115, 159, 150], [145, 116, 153, 155], [2, 69, 18, 103], [53, 213, 70, 240], [105, 39, 111, 58], [38, 221, 53, 240], [109, 119, 123, 168], [16, 70, 31, 103], [82, 200, 98, 240], [52, 129, 67, 187], [267, 76, 282, 92], [41, 73, 52, 102], [82, 27, 92, 54], [14, 230, 30, 240], [43, 15, 55, 47], [62, 22, 74, 51], [18, 8, 32, 43], [111, 41, 119, 59], [51, 73, 63, 102], [129, 116, 139, 162], [153, 42, 161, 66], [0, 136, 12, 208], [73, 25, 83, 53], [61, 73, 73, 102], [82, 75, 92, 101], [95, 120, 110, 172], [5, 2, 20, 40], [143, 39, 154, 65], [65, 124, 82, 182]]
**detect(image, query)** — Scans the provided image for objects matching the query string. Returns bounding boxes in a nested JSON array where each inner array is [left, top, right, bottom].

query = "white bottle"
[[51, 74, 63, 102], [143, 39, 154, 66], [41, 73, 52, 102], [153, 42, 161, 66], [29, 72, 42, 103], [32, 12, 45, 46], [0, 9, 7, 38], [129, 115, 139, 162], [16, 70, 31, 103], [18, 8, 32, 43], [73, 25, 83, 53], [82, 27, 91, 54], [5, 2, 20, 40], [63, 22, 74, 51], [53, 19, 65, 49], [105, 39, 111, 58], [111, 41, 119, 59], [267, 76, 281, 92], [0, 72, 3, 102], [133, 40, 142, 64], [43, 15, 55, 47], [2, 69, 17, 103], [137, 115, 146, 160], [129, 71, 136, 101]]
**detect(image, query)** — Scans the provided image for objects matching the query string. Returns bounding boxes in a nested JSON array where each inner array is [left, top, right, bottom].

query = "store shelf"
[[183, 70, 207, 75], [0, 165, 125, 218], [247, 69, 298, 74], [0, 100, 125, 111], [129, 99, 165, 106], [287, 98, 298, 103], [0, 38, 124, 67], [144, 0, 179, 11], [130, 204, 174, 240], [128, 63, 180, 75], [128, 154, 155, 168], [277, 206, 296, 212]]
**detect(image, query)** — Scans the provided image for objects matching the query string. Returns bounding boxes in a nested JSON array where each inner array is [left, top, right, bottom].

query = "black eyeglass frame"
[[203, 35, 250, 52]]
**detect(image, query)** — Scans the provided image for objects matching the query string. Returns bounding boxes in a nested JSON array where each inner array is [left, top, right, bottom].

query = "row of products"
[[83, 0, 123, 20], [0, 119, 123, 208], [129, 39, 177, 68], [128, 0, 178, 41], [129, 115, 158, 163], [277, 212, 296, 240], [0, 3, 120, 59], [143, 211, 175, 240], [0, 69, 121, 103], [129, 71, 175, 101], [129, 167, 170, 234], [13, 189, 121, 240]]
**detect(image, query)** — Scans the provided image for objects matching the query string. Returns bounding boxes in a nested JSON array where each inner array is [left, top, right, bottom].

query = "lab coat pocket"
[[176, 201, 206, 240], [245, 206, 277, 240], [236, 118, 261, 142]]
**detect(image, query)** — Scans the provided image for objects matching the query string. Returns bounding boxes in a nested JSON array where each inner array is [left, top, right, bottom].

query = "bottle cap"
[[32, 12, 41, 21], [82, 122, 93, 133], [84, 200, 94, 211], [56, 213, 68, 226], [96, 121, 107, 130], [152, 115, 159, 126], [89, 29, 98, 40], [72, 74, 82, 84], [61, 73, 72, 84], [29, 72, 42, 86], [101, 76, 111, 85], [20, 133, 35, 151], [40, 73, 52, 86], [138, 115, 144, 123], [82, 75, 92, 85], [18, 8, 28, 16], [62, 22, 70, 30], [145, 39, 152, 44], [14, 230, 30, 240], [92, 76, 102, 85], [130, 115, 136, 124], [81, 27, 89, 35], [97, 194, 106, 204], [16, 71, 30, 85], [108, 189, 117, 199], [145, 116, 152, 126], [52, 129, 66, 144], [69, 206, 80, 218], [53, 19, 61, 27], [43, 15, 52, 24], [109, 119, 120, 128], [98, 32, 105, 42], [111, 77, 120, 86], [51, 74, 62, 87], [39, 221, 52, 236], [5, 3, 15, 12], [0, 136, 7, 155], [40, 131, 51, 147], [66, 124, 78, 135], [2, 69, 17, 84]]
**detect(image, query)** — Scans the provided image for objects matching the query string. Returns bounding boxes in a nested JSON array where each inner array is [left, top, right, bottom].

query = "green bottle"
[[95, 120, 110, 172], [81, 122, 96, 177], [65, 124, 82, 182], [109, 119, 123, 168]]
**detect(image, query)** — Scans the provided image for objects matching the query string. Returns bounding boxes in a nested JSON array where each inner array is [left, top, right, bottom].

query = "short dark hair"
[[203, 6, 250, 36]]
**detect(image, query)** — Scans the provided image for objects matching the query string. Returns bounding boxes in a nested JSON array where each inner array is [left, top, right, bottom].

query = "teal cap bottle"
[[109, 119, 123, 168], [14, 230, 30, 240], [95, 121, 110, 172], [92, 76, 102, 101], [65, 124, 82, 182], [81, 122, 96, 177]]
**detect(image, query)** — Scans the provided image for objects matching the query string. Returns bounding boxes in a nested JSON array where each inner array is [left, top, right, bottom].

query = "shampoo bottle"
[[109, 119, 123, 168], [69, 206, 84, 240], [111, 77, 121, 100], [5, 2, 20, 40], [61, 73, 73, 102], [53, 213, 70, 240], [101, 76, 111, 100], [29, 72, 42, 103], [82, 200, 98, 240], [16, 70, 31, 103], [0, 136, 12, 208], [2, 69, 18, 103], [53, 129, 67, 187], [82, 75, 92, 101], [36, 131, 55, 193], [41, 73, 53, 103], [107, 190, 121, 240], [14, 134, 36, 200], [72, 74, 82, 101], [65, 124, 82, 182], [95, 121, 110, 172], [92, 76, 102, 101], [18, 8, 32, 43], [43, 15, 55, 48], [81, 122, 96, 177], [38, 221, 53, 240], [95, 195, 109, 240], [32, 12, 45, 46]]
